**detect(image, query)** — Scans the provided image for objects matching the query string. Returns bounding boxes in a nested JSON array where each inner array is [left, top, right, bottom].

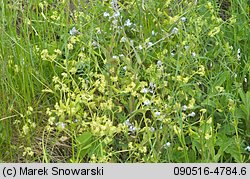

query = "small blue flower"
[[121, 36, 126, 42], [124, 19, 132, 27], [150, 127, 155, 132], [182, 105, 188, 111], [171, 27, 179, 34], [155, 111, 161, 117], [143, 100, 150, 106], [69, 27, 79, 36], [181, 17, 187, 22], [141, 88, 148, 94], [164, 142, 171, 148], [157, 60, 163, 68], [103, 12, 110, 17], [188, 112, 196, 117], [245, 146, 250, 152]]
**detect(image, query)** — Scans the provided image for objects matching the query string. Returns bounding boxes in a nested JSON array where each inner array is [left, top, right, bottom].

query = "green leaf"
[[216, 134, 242, 162], [76, 132, 92, 145], [219, 124, 235, 135], [213, 71, 230, 87], [76, 132, 93, 158]]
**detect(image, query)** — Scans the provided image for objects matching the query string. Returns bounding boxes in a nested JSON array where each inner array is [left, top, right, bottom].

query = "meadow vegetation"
[[0, 0, 250, 162]]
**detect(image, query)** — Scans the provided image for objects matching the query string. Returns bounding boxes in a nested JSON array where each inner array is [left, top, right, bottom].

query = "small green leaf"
[[76, 132, 93, 158], [76, 132, 92, 145], [213, 71, 230, 88]]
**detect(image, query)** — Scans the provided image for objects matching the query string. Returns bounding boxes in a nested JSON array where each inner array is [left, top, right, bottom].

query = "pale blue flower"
[[124, 119, 131, 126], [141, 88, 148, 94], [124, 19, 132, 27], [155, 111, 161, 117], [147, 42, 153, 47], [143, 100, 150, 106], [188, 112, 196, 117], [182, 105, 188, 111], [245, 146, 250, 151], [112, 55, 118, 59], [69, 27, 79, 36], [103, 12, 110, 17], [152, 30, 156, 36], [164, 142, 171, 148], [171, 27, 179, 34], [237, 48, 241, 61], [114, 11, 120, 18], [121, 36, 126, 42], [150, 127, 155, 132], [181, 17, 187, 22], [157, 60, 163, 67]]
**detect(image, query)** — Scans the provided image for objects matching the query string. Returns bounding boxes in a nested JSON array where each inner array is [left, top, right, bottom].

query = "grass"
[[0, 0, 249, 163]]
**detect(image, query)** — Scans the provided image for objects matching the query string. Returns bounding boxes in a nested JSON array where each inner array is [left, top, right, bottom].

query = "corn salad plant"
[[0, 0, 249, 162]]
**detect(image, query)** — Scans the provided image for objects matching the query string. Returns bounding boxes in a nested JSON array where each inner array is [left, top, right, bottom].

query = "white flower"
[[237, 48, 241, 61], [157, 118, 163, 121], [123, 66, 127, 71], [147, 42, 153, 47], [149, 82, 156, 88], [181, 17, 187, 22], [171, 27, 179, 34], [138, 45, 143, 50], [150, 127, 155, 132], [245, 146, 250, 151], [69, 27, 79, 36], [96, 29, 101, 34], [143, 100, 151, 106], [141, 88, 148, 94], [124, 119, 131, 126], [129, 125, 135, 131], [192, 52, 196, 57], [210, 62, 213, 68], [184, 45, 190, 51], [182, 105, 188, 111], [121, 36, 126, 42], [113, 11, 120, 18], [157, 60, 163, 67], [155, 111, 161, 117], [164, 142, 171, 148], [171, 52, 175, 56], [112, 55, 118, 59], [205, 133, 211, 140], [124, 19, 132, 27], [92, 41, 98, 48], [112, 19, 118, 25], [152, 30, 156, 36], [128, 125, 137, 133], [103, 12, 110, 17], [188, 112, 196, 117], [56, 122, 66, 129], [111, 0, 118, 11]]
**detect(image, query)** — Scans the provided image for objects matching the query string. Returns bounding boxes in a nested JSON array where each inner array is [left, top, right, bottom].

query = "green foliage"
[[0, 0, 249, 162]]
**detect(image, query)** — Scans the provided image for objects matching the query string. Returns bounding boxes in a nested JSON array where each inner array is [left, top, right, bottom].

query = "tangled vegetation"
[[0, 0, 249, 162]]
